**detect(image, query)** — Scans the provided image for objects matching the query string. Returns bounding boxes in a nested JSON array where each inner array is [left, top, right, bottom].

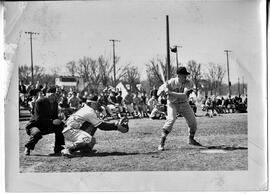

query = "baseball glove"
[[116, 117, 129, 133]]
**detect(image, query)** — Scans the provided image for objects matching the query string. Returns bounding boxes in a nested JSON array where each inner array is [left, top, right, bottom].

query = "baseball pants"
[[162, 102, 197, 136]]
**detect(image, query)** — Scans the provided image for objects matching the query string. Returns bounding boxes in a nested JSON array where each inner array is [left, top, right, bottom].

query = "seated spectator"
[[189, 97, 197, 116], [81, 91, 89, 103], [68, 91, 81, 111], [133, 92, 141, 117], [139, 92, 148, 118], [148, 96, 166, 120], [123, 91, 135, 117]]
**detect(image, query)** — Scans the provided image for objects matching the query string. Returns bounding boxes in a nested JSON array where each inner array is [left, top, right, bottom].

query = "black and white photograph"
[[3, 0, 267, 192]]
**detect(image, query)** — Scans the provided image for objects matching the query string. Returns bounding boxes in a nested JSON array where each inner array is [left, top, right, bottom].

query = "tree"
[[66, 60, 76, 76], [122, 65, 141, 92], [19, 65, 31, 83], [145, 57, 166, 88], [187, 60, 202, 96], [98, 55, 113, 87], [18, 65, 45, 84], [216, 64, 226, 95], [146, 56, 177, 89], [205, 63, 226, 95]]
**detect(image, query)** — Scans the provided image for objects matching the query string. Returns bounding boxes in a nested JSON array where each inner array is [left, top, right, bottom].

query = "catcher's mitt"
[[117, 117, 129, 133]]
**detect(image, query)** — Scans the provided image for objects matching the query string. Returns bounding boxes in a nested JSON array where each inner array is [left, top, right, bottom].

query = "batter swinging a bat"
[[157, 67, 202, 151]]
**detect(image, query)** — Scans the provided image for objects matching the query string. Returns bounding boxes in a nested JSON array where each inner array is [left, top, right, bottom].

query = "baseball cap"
[[176, 67, 190, 75]]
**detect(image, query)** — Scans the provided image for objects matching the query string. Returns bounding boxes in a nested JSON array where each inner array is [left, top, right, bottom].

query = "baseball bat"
[[157, 62, 166, 84]]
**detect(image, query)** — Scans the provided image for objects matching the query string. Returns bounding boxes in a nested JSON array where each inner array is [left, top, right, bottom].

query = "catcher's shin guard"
[[69, 137, 96, 152]]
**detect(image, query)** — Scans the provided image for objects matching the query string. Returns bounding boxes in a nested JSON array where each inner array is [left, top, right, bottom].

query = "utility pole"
[[25, 31, 39, 84], [166, 15, 171, 80], [238, 77, 240, 97], [171, 45, 182, 70], [242, 76, 245, 95], [224, 50, 232, 96], [109, 39, 120, 88]]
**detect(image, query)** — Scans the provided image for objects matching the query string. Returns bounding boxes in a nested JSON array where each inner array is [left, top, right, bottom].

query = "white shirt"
[[63, 104, 102, 132], [158, 77, 188, 104]]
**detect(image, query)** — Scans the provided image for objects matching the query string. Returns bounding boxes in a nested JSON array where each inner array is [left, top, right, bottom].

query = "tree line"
[[19, 55, 246, 96]]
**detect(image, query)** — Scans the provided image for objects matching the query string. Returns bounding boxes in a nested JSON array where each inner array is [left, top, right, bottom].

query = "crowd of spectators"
[[19, 82, 170, 120], [201, 94, 248, 117], [19, 81, 247, 121]]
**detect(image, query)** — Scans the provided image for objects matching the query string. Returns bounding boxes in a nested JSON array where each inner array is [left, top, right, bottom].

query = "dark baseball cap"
[[176, 67, 190, 75]]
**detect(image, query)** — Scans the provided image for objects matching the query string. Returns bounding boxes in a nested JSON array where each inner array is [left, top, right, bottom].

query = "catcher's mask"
[[86, 96, 102, 111]]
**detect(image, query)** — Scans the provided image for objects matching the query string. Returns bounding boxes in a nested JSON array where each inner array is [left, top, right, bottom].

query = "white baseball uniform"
[[62, 104, 101, 145], [159, 77, 197, 135]]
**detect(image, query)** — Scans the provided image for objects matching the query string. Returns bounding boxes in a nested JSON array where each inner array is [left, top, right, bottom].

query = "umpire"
[[24, 87, 65, 156]]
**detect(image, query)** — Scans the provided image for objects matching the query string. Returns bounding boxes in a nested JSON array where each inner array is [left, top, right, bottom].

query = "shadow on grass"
[[204, 145, 247, 150], [176, 144, 247, 151]]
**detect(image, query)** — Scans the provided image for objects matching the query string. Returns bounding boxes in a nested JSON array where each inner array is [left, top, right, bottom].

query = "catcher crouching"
[[61, 95, 129, 157]]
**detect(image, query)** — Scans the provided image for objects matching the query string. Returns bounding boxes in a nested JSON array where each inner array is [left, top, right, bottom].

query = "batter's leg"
[[179, 102, 202, 146], [158, 103, 177, 150]]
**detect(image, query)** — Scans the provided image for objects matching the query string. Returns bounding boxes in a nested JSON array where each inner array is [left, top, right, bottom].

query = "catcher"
[[61, 95, 129, 157], [157, 67, 202, 151]]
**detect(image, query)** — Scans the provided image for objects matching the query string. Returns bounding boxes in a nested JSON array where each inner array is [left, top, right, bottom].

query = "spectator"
[[42, 82, 48, 96], [139, 92, 148, 118], [150, 85, 158, 99], [19, 80, 27, 94], [123, 91, 134, 117], [68, 91, 81, 110], [133, 92, 141, 117], [189, 97, 197, 116], [81, 91, 89, 103]]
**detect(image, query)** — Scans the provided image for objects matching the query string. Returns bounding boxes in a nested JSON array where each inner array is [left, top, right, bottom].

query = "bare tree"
[[98, 55, 113, 87], [19, 65, 32, 83], [216, 64, 226, 95], [146, 57, 166, 88], [187, 60, 202, 96], [66, 60, 76, 76], [122, 65, 141, 92], [146, 56, 177, 88], [77, 56, 92, 83], [205, 62, 226, 95]]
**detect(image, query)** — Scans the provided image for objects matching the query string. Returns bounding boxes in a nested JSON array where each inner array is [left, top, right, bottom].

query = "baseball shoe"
[[24, 148, 30, 156], [189, 138, 202, 146], [61, 148, 73, 158], [158, 145, 164, 151], [117, 117, 129, 133]]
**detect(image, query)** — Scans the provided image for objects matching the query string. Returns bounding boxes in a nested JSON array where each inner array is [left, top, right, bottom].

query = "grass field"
[[19, 112, 247, 172]]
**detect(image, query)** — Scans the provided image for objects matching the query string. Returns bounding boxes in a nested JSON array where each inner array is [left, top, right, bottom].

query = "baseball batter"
[[61, 95, 129, 157], [157, 67, 202, 151]]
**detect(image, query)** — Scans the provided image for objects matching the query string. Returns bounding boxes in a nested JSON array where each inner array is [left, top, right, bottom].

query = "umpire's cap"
[[176, 67, 190, 75]]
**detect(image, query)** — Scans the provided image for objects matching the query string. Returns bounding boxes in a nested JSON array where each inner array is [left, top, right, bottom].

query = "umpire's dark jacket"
[[26, 97, 61, 135]]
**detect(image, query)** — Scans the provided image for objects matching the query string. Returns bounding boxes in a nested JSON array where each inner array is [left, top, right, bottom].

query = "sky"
[[4, 0, 264, 84]]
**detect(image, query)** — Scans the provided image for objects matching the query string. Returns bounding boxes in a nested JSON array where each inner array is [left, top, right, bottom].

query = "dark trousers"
[[25, 123, 65, 152]]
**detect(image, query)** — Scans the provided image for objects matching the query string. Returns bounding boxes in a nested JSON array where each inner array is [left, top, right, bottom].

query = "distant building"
[[55, 76, 85, 91]]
